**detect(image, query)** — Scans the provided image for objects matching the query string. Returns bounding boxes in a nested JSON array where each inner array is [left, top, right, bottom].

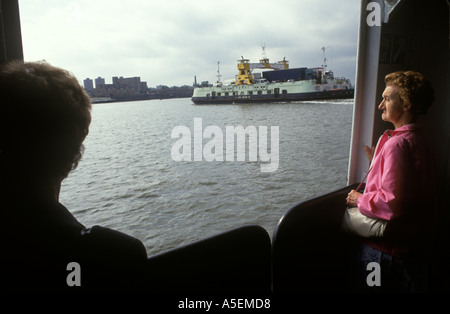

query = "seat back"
[[272, 184, 360, 293], [145, 224, 272, 294]]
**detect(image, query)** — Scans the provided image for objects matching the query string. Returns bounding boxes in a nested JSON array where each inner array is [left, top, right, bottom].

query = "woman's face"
[[378, 85, 406, 128]]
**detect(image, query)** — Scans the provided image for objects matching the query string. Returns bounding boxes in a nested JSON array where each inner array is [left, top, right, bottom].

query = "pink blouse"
[[357, 124, 436, 222]]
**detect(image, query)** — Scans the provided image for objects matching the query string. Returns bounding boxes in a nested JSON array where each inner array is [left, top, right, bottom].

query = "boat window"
[[15, 1, 359, 264]]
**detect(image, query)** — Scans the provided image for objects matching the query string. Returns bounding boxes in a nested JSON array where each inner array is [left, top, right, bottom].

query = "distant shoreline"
[[90, 94, 192, 104]]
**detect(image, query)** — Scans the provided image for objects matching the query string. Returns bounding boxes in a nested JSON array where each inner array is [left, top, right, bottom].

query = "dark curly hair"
[[0, 60, 92, 181], [385, 71, 435, 116]]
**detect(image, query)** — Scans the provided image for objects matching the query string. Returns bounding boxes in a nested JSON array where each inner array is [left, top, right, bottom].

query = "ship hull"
[[192, 88, 354, 104]]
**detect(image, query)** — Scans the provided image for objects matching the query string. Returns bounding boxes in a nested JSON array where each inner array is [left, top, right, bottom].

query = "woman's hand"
[[346, 190, 362, 207], [364, 145, 375, 162]]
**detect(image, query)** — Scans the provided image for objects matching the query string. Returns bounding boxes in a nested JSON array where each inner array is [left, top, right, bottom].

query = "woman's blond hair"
[[385, 71, 435, 115]]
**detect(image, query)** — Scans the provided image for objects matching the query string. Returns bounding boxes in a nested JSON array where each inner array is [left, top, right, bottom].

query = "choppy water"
[[60, 98, 354, 256]]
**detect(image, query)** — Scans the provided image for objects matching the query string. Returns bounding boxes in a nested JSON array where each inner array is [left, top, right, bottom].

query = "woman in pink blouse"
[[346, 71, 436, 292]]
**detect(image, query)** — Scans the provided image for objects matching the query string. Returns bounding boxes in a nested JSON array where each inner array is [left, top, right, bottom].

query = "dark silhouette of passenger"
[[0, 61, 148, 293]]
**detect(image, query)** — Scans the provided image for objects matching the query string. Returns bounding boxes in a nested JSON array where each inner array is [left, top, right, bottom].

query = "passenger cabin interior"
[[1, 0, 449, 295]]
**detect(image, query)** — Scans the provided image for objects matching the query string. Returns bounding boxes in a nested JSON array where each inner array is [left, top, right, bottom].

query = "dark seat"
[[144, 224, 272, 294], [272, 184, 361, 294]]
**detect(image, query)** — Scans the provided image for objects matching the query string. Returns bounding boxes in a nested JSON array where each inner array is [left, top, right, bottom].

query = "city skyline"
[[83, 75, 147, 90], [83, 74, 193, 91], [83, 74, 193, 101]]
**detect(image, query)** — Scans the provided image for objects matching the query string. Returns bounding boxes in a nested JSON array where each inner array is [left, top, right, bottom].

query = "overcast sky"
[[19, 0, 361, 88]]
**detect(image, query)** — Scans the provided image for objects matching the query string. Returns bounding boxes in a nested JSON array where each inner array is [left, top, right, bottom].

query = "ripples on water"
[[60, 98, 354, 256]]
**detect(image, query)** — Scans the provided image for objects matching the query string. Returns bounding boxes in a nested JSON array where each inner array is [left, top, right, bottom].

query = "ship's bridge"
[[235, 58, 253, 85]]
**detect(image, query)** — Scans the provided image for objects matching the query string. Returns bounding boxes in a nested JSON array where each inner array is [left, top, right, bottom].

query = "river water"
[[60, 97, 354, 256]]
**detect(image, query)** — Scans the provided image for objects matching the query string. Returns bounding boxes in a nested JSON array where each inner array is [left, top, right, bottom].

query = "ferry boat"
[[191, 50, 354, 104]]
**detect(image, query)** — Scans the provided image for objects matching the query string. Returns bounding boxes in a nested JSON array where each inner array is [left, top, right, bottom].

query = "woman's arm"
[[357, 138, 410, 220]]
